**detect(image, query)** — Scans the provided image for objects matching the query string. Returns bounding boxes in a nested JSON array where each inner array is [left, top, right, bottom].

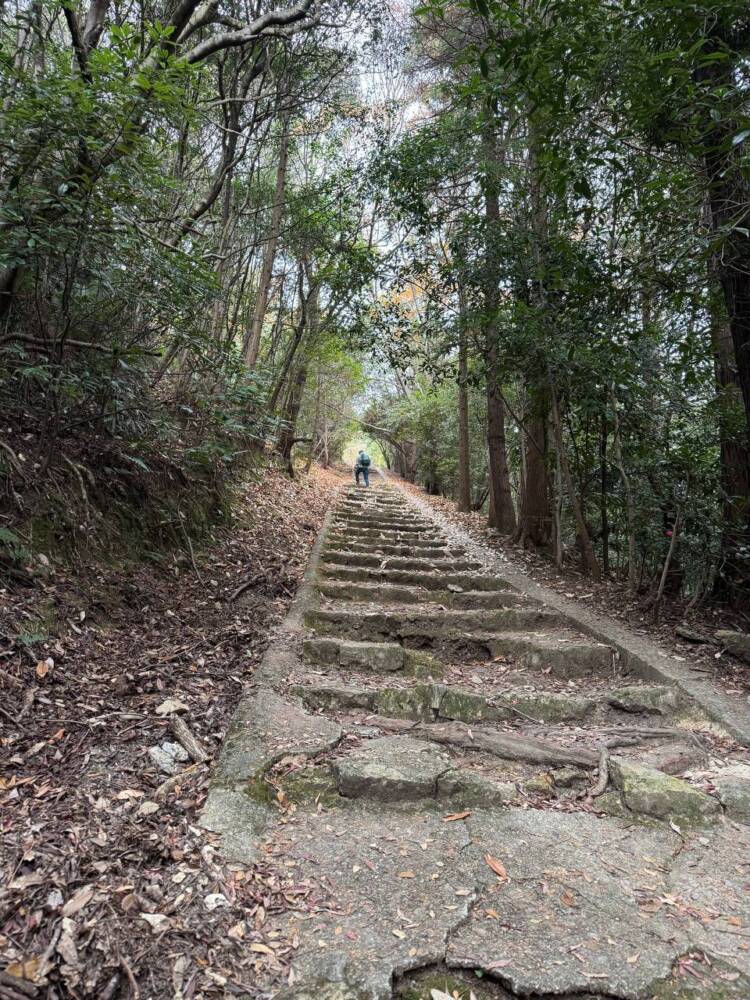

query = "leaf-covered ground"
[[0, 465, 346, 999]]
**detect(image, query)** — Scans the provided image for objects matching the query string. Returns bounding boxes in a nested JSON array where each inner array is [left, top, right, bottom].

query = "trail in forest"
[[204, 479, 750, 1000]]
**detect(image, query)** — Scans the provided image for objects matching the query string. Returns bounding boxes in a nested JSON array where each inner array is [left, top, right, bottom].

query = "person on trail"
[[354, 449, 371, 487]]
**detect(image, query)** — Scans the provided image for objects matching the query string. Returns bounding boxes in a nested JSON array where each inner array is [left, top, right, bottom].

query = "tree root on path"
[[370, 715, 599, 767], [588, 748, 610, 799]]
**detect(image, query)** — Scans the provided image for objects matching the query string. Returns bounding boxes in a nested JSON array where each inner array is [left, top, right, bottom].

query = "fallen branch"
[[370, 716, 599, 767], [170, 715, 209, 763], [0, 971, 38, 999], [229, 571, 265, 602], [155, 762, 207, 800]]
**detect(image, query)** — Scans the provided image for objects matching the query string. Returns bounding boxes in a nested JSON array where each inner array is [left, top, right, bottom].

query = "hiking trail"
[[202, 480, 750, 1000]]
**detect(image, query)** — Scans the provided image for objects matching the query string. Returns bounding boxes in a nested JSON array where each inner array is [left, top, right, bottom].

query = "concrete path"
[[202, 483, 750, 999]]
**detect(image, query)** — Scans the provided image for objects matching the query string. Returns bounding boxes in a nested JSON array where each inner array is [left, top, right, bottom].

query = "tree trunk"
[[243, 110, 291, 367], [486, 367, 515, 532], [278, 364, 308, 477], [709, 287, 750, 606], [457, 290, 471, 513], [696, 23, 750, 439], [516, 391, 550, 547], [600, 398, 610, 575], [481, 104, 515, 533], [610, 386, 637, 591], [550, 383, 601, 581]]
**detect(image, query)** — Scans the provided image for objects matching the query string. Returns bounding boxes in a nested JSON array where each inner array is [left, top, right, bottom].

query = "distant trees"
[[361, 0, 750, 607]]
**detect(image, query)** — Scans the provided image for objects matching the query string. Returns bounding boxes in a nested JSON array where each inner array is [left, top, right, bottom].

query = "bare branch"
[[183, 0, 315, 65]]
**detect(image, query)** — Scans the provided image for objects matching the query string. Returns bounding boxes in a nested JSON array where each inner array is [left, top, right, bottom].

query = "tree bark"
[[481, 103, 515, 533], [550, 383, 601, 581], [610, 386, 637, 591], [709, 283, 750, 606], [243, 109, 291, 367], [457, 289, 471, 513], [696, 22, 750, 439], [516, 393, 550, 547]]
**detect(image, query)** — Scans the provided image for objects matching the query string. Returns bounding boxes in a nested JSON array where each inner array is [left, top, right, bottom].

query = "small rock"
[[333, 736, 450, 801], [140, 912, 170, 932], [551, 766, 586, 788], [148, 742, 189, 775], [713, 764, 750, 825], [155, 698, 189, 716], [437, 770, 518, 807], [523, 773, 555, 797], [675, 625, 712, 644], [204, 893, 229, 911]]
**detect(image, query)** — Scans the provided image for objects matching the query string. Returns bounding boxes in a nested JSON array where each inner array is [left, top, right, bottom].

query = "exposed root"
[[370, 715, 599, 767], [589, 748, 610, 799]]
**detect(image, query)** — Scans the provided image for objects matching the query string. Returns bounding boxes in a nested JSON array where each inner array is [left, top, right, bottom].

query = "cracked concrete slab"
[[202, 482, 750, 999]]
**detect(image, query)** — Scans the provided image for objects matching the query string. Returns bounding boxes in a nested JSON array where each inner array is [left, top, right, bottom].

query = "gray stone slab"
[[609, 758, 721, 825], [448, 809, 682, 997], [212, 687, 342, 785], [333, 736, 451, 801]]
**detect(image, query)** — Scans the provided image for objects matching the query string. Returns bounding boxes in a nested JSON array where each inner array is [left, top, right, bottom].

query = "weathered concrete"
[[203, 482, 750, 999], [333, 736, 451, 800], [608, 758, 722, 825], [608, 684, 682, 715], [712, 763, 750, 824]]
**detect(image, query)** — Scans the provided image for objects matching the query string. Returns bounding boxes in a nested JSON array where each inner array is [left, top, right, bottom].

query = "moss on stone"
[[375, 684, 436, 720], [403, 650, 444, 679], [244, 776, 276, 805], [397, 970, 498, 1000], [281, 765, 341, 807]]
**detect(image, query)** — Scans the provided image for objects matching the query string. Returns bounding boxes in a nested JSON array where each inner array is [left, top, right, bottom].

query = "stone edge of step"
[[396, 480, 750, 747], [199, 499, 343, 859]]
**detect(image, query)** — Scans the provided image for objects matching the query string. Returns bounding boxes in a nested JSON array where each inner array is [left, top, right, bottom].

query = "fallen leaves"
[[442, 810, 471, 822], [139, 913, 171, 933], [0, 467, 341, 998], [62, 885, 94, 917], [35, 657, 53, 679], [484, 853, 508, 882]]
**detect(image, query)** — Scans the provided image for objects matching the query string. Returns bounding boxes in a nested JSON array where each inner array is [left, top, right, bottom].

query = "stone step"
[[318, 581, 535, 609], [302, 636, 443, 677], [326, 531, 448, 549], [319, 565, 513, 591], [333, 515, 434, 528], [321, 552, 482, 572], [324, 541, 461, 559], [306, 607, 563, 639], [295, 679, 597, 724], [307, 619, 613, 677], [329, 527, 445, 542]]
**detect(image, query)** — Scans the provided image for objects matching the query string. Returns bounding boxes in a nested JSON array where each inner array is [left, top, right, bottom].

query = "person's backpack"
[[360, 453, 371, 467]]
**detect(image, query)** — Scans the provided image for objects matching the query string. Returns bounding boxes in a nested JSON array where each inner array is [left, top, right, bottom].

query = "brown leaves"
[[35, 658, 53, 679], [442, 810, 471, 822], [484, 853, 508, 882], [62, 885, 94, 918]]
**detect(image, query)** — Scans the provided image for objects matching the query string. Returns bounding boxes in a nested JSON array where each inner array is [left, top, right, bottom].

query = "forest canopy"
[[1, 0, 749, 609]]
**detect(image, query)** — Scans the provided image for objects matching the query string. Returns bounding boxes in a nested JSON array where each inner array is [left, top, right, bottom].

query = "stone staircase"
[[202, 482, 750, 1000]]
